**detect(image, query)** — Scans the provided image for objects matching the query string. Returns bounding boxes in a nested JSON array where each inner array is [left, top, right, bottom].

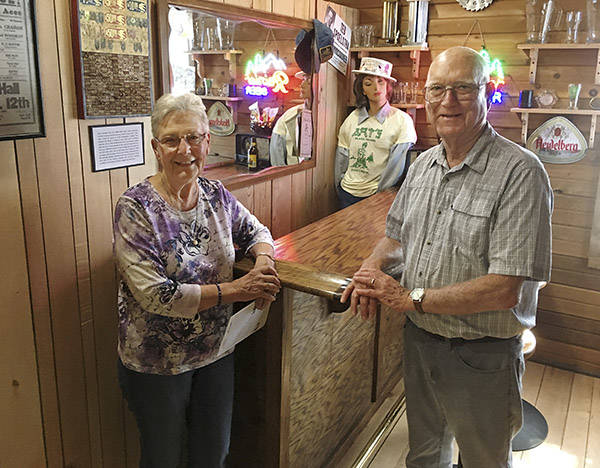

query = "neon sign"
[[479, 48, 505, 104], [244, 53, 290, 97]]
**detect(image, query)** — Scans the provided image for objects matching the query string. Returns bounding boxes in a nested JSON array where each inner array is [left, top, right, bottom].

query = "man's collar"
[[430, 123, 496, 173], [357, 101, 393, 125]]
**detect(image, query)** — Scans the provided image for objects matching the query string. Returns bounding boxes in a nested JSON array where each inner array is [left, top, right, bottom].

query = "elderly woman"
[[114, 93, 280, 468], [335, 57, 417, 209]]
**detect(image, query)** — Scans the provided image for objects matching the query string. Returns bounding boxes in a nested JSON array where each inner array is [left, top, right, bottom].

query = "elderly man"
[[341, 46, 553, 468]]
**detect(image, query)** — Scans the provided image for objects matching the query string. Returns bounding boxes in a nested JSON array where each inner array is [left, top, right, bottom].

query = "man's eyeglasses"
[[155, 133, 208, 150], [424, 83, 485, 103]]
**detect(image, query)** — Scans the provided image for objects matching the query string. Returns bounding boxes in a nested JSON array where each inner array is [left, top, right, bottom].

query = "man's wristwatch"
[[409, 288, 426, 313]]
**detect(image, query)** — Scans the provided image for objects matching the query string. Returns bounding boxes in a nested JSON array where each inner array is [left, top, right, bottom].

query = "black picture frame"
[[89, 122, 145, 172], [0, 0, 45, 141]]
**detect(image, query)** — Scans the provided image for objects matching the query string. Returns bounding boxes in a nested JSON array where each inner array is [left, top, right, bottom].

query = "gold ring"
[[370, 278, 376, 287]]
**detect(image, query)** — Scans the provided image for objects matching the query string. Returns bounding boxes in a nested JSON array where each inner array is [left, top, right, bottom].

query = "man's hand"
[[351, 268, 412, 313]]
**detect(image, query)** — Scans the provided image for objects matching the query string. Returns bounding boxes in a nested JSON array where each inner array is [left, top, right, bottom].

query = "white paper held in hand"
[[217, 301, 270, 356]]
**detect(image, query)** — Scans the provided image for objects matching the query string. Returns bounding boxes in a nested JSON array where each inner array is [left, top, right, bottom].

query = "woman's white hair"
[[151, 93, 208, 137]]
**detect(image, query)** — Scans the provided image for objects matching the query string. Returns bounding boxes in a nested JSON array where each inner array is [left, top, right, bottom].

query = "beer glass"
[[568, 83, 582, 109], [587, 0, 600, 42], [565, 10, 583, 43]]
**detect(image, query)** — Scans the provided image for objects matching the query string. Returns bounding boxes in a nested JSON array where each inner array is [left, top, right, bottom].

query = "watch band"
[[413, 298, 425, 314]]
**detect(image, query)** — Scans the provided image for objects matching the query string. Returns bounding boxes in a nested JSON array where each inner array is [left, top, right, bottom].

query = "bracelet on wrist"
[[215, 283, 222, 307]]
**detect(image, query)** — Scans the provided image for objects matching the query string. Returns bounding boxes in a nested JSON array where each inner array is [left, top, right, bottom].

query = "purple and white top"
[[114, 177, 273, 375]]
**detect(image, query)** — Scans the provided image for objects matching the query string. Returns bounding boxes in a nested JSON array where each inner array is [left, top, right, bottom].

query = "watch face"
[[410, 288, 425, 301]]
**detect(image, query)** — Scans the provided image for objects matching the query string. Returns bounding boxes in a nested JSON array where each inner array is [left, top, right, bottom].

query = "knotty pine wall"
[[354, 0, 600, 376], [1, 0, 357, 466]]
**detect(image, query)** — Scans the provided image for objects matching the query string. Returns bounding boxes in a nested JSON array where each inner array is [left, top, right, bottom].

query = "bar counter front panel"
[[230, 191, 406, 468]]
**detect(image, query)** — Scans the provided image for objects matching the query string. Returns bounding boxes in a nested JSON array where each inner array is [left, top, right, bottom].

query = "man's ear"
[[485, 81, 495, 109]]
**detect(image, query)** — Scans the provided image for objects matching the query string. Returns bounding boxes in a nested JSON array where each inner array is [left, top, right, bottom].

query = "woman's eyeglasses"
[[424, 83, 484, 103], [155, 133, 208, 150]]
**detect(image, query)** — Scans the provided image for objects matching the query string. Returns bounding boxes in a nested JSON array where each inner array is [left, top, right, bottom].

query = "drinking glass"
[[565, 10, 583, 43], [218, 19, 236, 49], [587, 0, 600, 42], [568, 83, 582, 109], [410, 82, 419, 104], [526, 0, 542, 43], [364, 25, 375, 47], [539, 0, 555, 43], [352, 25, 363, 47]]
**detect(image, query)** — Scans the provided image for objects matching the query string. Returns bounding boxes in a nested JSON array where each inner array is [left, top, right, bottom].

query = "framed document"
[[89, 122, 145, 172], [71, 0, 153, 118], [0, 0, 45, 140]]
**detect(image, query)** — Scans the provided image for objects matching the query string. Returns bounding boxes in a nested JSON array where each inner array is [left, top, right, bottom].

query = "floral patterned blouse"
[[114, 177, 273, 375]]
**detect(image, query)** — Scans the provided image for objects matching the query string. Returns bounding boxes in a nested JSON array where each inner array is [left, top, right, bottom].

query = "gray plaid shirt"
[[386, 124, 553, 339]]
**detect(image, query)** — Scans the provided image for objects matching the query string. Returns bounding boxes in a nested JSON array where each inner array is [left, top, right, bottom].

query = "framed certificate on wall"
[[0, 0, 45, 141]]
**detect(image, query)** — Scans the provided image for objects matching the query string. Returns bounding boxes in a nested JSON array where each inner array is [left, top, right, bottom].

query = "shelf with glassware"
[[514, 43, 600, 148], [517, 43, 600, 85], [511, 107, 600, 148], [187, 50, 243, 121]]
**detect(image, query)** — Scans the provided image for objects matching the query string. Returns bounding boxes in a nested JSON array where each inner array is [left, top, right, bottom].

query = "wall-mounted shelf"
[[511, 107, 600, 147], [391, 102, 424, 120], [187, 49, 243, 90], [200, 96, 243, 102], [517, 43, 600, 85]]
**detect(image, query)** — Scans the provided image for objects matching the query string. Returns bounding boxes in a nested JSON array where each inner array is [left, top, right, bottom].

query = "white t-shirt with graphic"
[[338, 106, 417, 197]]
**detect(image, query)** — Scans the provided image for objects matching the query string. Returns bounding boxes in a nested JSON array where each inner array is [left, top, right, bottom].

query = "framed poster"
[[89, 122, 145, 171], [71, 0, 153, 119], [0, 0, 45, 140]]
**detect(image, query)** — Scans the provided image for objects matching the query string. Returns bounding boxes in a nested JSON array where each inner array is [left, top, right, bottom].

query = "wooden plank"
[[80, 119, 127, 467], [551, 177, 599, 198], [553, 238, 589, 259], [294, 0, 310, 20], [291, 170, 307, 231], [14, 137, 64, 468], [552, 208, 593, 229], [81, 320, 103, 468], [0, 142, 46, 467], [253, 181, 272, 230], [520, 367, 573, 464], [535, 337, 600, 377], [540, 283, 600, 307], [230, 185, 254, 212], [585, 378, 600, 468], [271, 175, 292, 239], [538, 295, 600, 321], [538, 309, 600, 336], [271, 0, 294, 19], [34, 21, 93, 468], [522, 361, 545, 404], [561, 373, 594, 468], [535, 322, 600, 352], [252, 0, 272, 12]]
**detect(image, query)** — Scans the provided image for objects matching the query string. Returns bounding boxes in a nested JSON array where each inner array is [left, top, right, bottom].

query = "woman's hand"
[[231, 264, 280, 306], [253, 255, 278, 309]]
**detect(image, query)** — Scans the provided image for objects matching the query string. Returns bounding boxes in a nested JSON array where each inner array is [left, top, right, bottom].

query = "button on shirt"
[[386, 124, 553, 339]]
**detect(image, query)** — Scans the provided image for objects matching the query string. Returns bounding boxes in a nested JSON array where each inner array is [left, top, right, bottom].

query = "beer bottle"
[[247, 137, 258, 172]]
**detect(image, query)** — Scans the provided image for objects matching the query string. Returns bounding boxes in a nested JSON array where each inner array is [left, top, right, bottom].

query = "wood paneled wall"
[[1, 0, 349, 466], [353, 0, 600, 376]]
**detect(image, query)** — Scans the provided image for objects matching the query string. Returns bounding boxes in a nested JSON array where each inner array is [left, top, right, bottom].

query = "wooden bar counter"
[[230, 190, 406, 468]]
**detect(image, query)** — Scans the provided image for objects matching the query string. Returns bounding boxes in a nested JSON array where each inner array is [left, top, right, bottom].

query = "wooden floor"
[[362, 362, 600, 468]]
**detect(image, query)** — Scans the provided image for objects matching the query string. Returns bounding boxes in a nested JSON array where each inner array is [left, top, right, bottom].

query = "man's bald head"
[[427, 47, 490, 86]]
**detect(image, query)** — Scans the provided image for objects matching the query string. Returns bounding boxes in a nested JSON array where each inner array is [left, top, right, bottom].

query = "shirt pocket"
[[449, 189, 496, 257]]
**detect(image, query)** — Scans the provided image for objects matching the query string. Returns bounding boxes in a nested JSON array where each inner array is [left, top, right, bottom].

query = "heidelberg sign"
[[526, 116, 588, 164]]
